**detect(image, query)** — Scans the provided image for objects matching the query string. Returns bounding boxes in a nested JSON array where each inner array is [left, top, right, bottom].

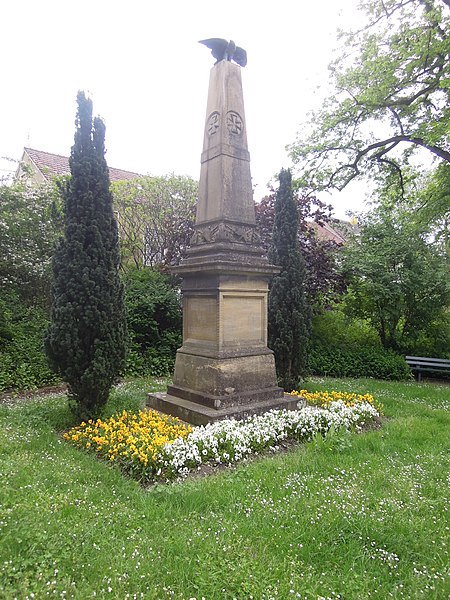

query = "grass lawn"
[[0, 376, 449, 599]]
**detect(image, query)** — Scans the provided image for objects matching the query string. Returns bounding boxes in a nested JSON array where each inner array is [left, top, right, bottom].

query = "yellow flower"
[[289, 388, 382, 414], [64, 407, 192, 473]]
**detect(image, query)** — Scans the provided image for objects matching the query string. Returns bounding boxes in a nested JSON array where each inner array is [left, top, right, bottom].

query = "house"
[[309, 220, 354, 245], [15, 147, 141, 184]]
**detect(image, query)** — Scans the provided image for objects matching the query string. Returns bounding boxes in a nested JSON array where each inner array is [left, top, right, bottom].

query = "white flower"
[[155, 401, 379, 477]]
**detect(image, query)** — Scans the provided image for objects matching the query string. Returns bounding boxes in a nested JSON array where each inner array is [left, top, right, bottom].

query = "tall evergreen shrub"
[[45, 92, 127, 420], [268, 169, 311, 390]]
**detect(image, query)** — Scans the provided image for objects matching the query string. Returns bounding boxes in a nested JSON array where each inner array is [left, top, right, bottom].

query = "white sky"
[[0, 0, 366, 219]]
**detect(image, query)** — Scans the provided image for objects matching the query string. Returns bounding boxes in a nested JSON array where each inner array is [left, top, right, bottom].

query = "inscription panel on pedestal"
[[221, 294, 265, 346], [184, 296, 218, 343]]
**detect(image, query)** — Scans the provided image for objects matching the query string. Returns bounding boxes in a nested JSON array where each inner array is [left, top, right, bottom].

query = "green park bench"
[[405, 356, 450, 382]]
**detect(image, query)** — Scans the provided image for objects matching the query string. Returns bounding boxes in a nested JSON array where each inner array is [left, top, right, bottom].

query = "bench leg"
[[418, 371, 422, 382]]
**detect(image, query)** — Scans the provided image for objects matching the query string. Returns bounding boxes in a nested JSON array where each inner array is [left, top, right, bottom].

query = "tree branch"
[[388, 108, 405, 134], [358, 135, 450, 164], [326, 134, 450, 190], [377, 157, 406, 197]]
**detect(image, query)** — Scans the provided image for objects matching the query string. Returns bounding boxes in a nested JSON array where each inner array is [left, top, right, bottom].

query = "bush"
[[309, 307, 448, 380], [123, 268, 182, 377], [0, 297, 59, 392], [307, 344, 411, 380], [0, 266, 183, 393], [398, 314, 450, 359], [312, 309, 381, 349], [308, 309, 410, 380]]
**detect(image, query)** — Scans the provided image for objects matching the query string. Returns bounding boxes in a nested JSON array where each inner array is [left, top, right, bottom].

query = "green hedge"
[[312, 309, 381, 348], [307, 344, 411, 380], [0, 301, 58, 393], [1, 268, 183, 392], [123, 268, 182, 377]]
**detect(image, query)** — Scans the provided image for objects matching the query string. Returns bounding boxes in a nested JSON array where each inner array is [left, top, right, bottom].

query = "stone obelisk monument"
[[148, 51, 299, 424]]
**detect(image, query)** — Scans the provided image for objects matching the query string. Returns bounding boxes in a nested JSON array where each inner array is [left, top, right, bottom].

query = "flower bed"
[[64, 393, 381, 484], [159, 400, 380, 479], [289, 388, 384, 414], [63, 410, 191, 481]]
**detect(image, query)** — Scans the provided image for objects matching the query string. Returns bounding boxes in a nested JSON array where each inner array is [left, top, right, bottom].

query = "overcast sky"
[[1, 0, 366, 218]]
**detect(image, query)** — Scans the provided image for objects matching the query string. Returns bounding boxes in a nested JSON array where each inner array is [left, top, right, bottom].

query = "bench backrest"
[[406, 356, 450, 368]]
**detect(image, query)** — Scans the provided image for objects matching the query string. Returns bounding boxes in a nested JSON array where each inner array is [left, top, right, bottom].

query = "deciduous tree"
[[414, 163, 450, 256], [112, 175, 197, 269], [0, 180, 62, 305], [289, 0, 450, 194], [342, 203, 450, 353], [256, 191, 346, 308]]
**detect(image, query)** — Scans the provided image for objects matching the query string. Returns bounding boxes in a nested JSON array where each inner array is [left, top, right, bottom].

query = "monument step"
[[147, 391, 305, 427], [167, 383, 285, 409]]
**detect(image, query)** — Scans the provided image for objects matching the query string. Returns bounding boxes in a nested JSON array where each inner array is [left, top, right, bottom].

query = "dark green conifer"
[[45, 91, 127, 420], [268, 168, 311, 390]]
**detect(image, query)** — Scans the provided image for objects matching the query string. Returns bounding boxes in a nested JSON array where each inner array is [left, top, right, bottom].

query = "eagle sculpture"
[[199, 39, 247, 67]]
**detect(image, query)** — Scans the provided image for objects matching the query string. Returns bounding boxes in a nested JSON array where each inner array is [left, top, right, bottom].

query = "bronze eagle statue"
[[199, 39, 247, 67]]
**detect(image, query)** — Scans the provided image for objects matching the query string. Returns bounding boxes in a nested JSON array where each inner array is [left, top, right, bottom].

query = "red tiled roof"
[[309, 221, 348, 245], [24, 147, 140, 182]]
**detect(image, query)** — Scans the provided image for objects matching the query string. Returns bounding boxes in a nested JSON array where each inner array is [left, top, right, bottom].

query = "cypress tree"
[[45, 91, 127, 420], [268, 168, 311, 390]]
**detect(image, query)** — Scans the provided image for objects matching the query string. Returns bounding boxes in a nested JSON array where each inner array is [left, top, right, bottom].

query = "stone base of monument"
[[147, 342, 304, 426], [147, 390, 303, 426]]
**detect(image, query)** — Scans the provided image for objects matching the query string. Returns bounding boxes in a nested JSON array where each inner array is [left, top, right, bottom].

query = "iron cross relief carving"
[[207, 112, 220, 136], [226, 111, 243, 135]]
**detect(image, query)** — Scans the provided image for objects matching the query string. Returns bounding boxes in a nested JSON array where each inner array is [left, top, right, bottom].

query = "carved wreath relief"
[[191, 222, 261, 245]]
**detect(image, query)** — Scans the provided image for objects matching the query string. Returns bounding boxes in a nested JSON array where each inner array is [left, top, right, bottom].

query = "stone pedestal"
[[148, 60, 298, 425]]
